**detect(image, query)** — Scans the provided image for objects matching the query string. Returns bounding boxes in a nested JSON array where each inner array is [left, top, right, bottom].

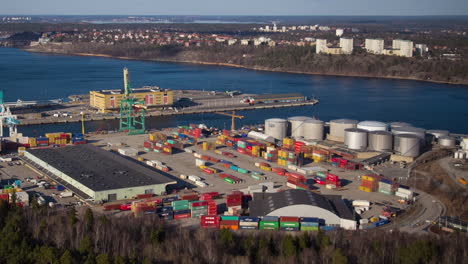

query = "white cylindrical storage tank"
[[368, 131, 393, 152], [288, 116, 313, 138], [344, 128, 368, 150], [302, 119, 324, 140], [392, 126, 426, 140], [427, 130, 449, 139], [390, 122, 412, 131], [330, 119, 358, 140], [357, 121, 388, 132], [264, 118, 288, 140], [394, 134, 420, 157], [438, 136, 456, 148]]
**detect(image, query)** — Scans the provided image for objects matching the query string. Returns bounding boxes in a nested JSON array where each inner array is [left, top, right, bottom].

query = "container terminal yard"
[[0, 69, 467, 234]]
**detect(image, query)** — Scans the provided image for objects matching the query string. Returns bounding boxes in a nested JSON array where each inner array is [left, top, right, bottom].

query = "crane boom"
[[214, 111, 244, 131]]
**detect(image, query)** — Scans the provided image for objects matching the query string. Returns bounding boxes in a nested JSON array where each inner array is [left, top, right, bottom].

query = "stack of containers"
[[286, 173, 311, 190], [300, 217, 320, 231], [359, 175, 379, 192], [378, 178, 395, 195], [172, 200, 191, 219], [283, 138, 295, 149], [71, 133, 86, 145], [180, 193, 199, 201], [280, 216, 300, 231], [226, 192, 243, 211], [200, 192, 219, 201], [325, 173, 341, 189], [190, 201, 208, 218], [251, 171, 267, 180], [239, 216, 259, 230], [312, 149, 328, 163], [263, 147, 278, 162], [277, 149, 297, 167], [201, 141, 216, 151], [219, 173, 242, 184], [259, 216, 279, 230], [28, 137, 37, 147], [256, 162, 272, 172], [220, 216, 239, 230], [395, 187, 413, 200], [330, 157, 339, 167], [157, 206, 174, 220], [207, 200, 217, 215], [143, 141, 154, 151], [36, 137, 49, 147], [294, 141, 306, 153], [272, 167, 287, 176], [237, 140, 246, 155], [200, 215, 220, 228]]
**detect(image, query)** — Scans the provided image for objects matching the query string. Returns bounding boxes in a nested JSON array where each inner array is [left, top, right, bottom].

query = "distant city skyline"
[[2, 0, 468, 16]]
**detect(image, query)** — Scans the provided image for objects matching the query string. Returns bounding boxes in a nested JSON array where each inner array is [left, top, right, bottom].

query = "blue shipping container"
[[374, 220, 389, 227], [379, 178, 392, 184], [300, 222, 319, 227], [319, 226, 336, 231], [239, 225, 258, 230], [262, 216, 279, 222], [56, 185, 65, 191], [229, 165, 238, 171], [239, 216, 260, 222], [220, 160, 232, 164], [162, 196, 179, 203], [300, 217, 320, 223], [157, 206, 173, 213], [173, 209, 191, 215]]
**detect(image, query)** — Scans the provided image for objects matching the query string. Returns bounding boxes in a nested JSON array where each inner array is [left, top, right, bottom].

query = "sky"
[[2, 0, 468, 16]]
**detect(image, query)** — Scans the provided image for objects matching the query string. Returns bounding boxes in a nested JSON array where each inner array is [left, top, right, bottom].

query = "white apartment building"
[[392, 39, 413, 57], [340, 38, 353, 54], [365, 39, 384, 54], [316, 39, 328, 54]]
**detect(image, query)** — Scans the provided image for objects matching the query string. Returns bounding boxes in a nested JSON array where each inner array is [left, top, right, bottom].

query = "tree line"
[[0, 200, 467, 264]]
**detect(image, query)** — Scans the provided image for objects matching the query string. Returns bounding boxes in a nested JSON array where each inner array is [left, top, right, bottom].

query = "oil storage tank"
[[330, 119, 358, 141], [438, 136, 456, 148], [394, 134, 420, 157], [288, 116, 313, 138], [427, 130, 449, 139], [390, 122, 412, 131], [357, 121, 388, 132], [344, 128, 368, 150], [265, 118, 288, 140], [302, 119, 324, 140], [368, 131, 393, 152], [392, 126, 426, 140]]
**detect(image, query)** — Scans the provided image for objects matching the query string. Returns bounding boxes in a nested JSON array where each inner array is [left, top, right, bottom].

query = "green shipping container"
[[280, 222, 300, 228], [3, 185, 13, 189], [300, 226, 319, 231], [224, 178, 235, 184], [143, 148, 150, 152], [251, 174, 261, 180], [251, 171, 263, 176], [378, 189, 393, 195], [221, 216, 239, 221], [237, 168, 249, 174], [316, 172, 326, 178], [259, 225, 278, 230], [260, 221, 279, 227], [173, 205, 190, 211], [172, 200, 189, 206]]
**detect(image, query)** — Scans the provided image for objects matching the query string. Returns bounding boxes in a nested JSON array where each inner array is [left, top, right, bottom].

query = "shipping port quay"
[[14, 91, 319, 126]]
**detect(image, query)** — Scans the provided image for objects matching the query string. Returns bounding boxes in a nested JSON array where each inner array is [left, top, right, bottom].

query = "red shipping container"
[[201, 215, 219, 221], [220, 220, 239, 225], [326, 173, 338, 179], [103, 203, 122, 211], [280, 216, 299, 222], [326, 176, 339, 182], [209, 157, 220, 163], [191, 201, 209, 207], [272, 167, 286, 173], [0, 194, 9, 202], [174, 213, 191, 219], [136, 193, 153, 199], [203, 168, 214, 174], [181, 194, 199, 201], [120, 204, 132, 211], [288, 173, 305, 181]]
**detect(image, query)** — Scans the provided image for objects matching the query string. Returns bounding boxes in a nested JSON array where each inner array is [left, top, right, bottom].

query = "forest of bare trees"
[[1, 201, 467, 264]]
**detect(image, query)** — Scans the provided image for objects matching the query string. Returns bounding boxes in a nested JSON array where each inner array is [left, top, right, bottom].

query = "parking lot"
[[0, 157, 82, 207]]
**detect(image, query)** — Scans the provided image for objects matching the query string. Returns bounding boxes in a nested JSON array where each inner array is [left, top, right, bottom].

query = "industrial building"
[[365, 39, 384, 55], [24, 144, 177, 202], [249, 189, 357, 230], [90, 87, 173, 113], [252, 93, 306, 104]]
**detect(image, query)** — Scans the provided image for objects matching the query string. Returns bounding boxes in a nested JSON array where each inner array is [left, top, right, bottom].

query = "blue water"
[[1, 47, 467, 136]]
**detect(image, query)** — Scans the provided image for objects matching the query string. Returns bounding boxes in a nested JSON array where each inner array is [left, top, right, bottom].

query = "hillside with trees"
[[0, 201, 467, 264], [25, 42, 468, 85]]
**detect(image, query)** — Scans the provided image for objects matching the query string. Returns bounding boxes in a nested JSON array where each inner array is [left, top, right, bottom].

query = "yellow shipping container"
[[137, 157, 144, 162], [369, 217, 379, 223], [358, 186, 372, 192], [199, 165, 207, 169], [362, 176, 376, 181]]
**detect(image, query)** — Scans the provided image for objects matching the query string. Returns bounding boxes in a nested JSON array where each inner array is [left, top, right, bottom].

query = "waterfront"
[[1, 47, 467, 136]]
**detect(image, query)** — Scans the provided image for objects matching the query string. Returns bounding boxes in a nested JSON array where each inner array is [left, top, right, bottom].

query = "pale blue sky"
[[2, 0, 468, 16]]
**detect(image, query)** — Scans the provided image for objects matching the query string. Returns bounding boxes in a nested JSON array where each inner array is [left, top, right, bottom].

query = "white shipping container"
[[287, 164, 298, 171], [195, 181, 208, 188], [255, 162, 261, 167], [359, 219, 369, 224], [118, 147, 138, 157], [194, 153, 202, 158], [239, 221, 259, 227], [184, 148, 194, 153], [179, 174, 188, 179], [60, 191, 74, 198], [195, 159, 206, 166], [395, 191, 412, 199], [286, 182, 298, 189], [352, 200, 371, 207], [146, 160, 155, 166], [397, 187, 412, 195], [326, 184, 336, 189], [188, 175, 202, 182]]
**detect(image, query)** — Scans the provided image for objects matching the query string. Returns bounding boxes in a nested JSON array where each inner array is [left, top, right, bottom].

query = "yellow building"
[[90, 87, 173, 113]]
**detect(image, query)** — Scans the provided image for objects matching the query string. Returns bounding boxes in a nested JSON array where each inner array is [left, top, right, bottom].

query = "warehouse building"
[[90, 86, 173, 113], [249, 189, 357, 230], [24, 145, 177, 202]]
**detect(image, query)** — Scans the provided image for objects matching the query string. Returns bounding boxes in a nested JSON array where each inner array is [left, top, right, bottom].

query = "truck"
[[59, 191, 74, 198]]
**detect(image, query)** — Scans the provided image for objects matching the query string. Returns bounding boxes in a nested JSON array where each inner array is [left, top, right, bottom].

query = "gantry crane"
[[214, 111, 244, 131], [0, 91, 19, 137], [119, 68, 147, 135]]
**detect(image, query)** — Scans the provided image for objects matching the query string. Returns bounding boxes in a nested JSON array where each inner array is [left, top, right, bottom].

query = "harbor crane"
[[214, 111, 244, 131], [119, 68, 147, 135], [0, 91, 19, 137]]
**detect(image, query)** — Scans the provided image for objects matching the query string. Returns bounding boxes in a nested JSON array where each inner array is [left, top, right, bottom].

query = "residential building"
[[365, 38, 384, 54], [392, 39, 413, 57], [340, 38, 353, 54], [316, 39, 327, 54]]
